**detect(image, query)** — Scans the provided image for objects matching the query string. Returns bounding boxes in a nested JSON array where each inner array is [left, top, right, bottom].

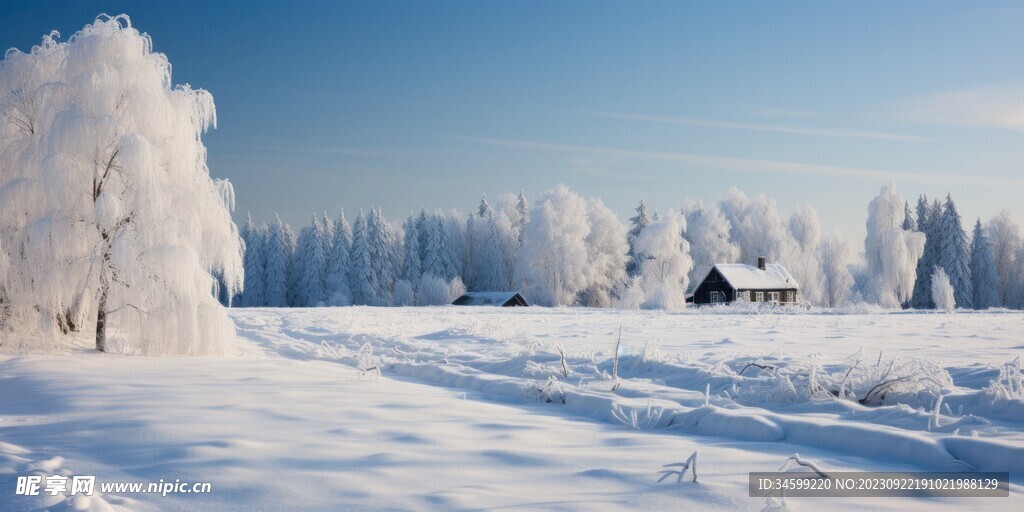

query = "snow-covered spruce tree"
[[931, 267, 955, 312], [630, 211, 693, 310], [901, 201, 916, 231], [819, 232, 854, 308], [986, 210, 1020, 307], [511, 189, 529, 245], [518, 185, 591, 306], [915, 194, 930, 232], [400, 213, 422, 287], [579, 198, 629, 307], [240, 214, 268, 307], [682, 202, 738, 291], [368, 207, 401, 305], [626, 199, 653, 276], [444, 211, 466, 282], [348, 210, 376, 305], [262, 215, 293, 307], [935, 195, 973, 309], [477, 194, 493, 218], [471, 214, 512, 291], [786, 204, 823, 305], [324, 209, 352, 306], [863, 184, 925, 308], [293, 215, 327, 307], [0, 16, 243, 354], [319, 212, 334, 254], [970, 219, 1000, 309], [420, 211, 449, 281], [911, 198, 944, 308]]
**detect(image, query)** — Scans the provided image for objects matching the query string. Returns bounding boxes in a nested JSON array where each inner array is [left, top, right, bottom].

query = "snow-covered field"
[[2, 307, 1023, 510]]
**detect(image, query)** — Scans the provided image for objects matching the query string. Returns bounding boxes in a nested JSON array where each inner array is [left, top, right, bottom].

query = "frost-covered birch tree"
[[518, 185, 591, 306], [931, 267, 955, 312], [819, 232, 853, 308], [0, 16, 243, 354], [863, 185, 925, 308], [630, 211, 693, 310], [682, 203, 738, 290], [986, 210, 1020, 307], [579, 198, 628, 307], [786, 204, 823, 305]]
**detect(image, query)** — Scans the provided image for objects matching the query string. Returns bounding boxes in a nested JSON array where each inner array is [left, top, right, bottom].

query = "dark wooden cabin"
[[687, 257, 799, 305], [452, 292, 529, 307]]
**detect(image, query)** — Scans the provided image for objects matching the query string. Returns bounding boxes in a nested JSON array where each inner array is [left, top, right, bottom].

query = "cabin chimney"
[[757, 256, 766, 270]]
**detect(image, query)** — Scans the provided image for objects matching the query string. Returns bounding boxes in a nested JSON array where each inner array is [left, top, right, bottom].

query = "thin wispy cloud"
[[583, 111, 932, 142], [451, 135, 1020, 187], [214, 142, 394, 157], [900, 86, 1024, 132]]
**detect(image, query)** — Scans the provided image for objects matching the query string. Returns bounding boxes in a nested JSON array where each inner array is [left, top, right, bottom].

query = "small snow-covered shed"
[[687, 257, 799, 305], [452, 292, 529, 307]]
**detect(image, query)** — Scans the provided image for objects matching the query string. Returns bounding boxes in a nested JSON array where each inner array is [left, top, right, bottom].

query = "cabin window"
[[769, 292, 780, 303], [754, 291, 764, 302]]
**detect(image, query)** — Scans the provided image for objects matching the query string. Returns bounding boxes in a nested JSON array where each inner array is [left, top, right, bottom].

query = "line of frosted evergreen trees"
[[229, 183, 1024, 310]]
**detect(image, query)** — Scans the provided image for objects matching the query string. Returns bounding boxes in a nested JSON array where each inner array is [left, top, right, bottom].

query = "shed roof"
[[452, 292, 529, 307], [713, 263, 799, 290]]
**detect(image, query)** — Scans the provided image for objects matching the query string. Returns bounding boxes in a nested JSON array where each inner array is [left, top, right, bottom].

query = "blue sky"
[[4, 1, 1024, 245]]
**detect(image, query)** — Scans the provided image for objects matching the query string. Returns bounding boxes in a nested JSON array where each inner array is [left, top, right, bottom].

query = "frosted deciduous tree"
[[740, 195, 791, 264], [970, 219, 1000, 309], [579, 198, 628, 307], [325, 209, 352, 306], [986, 210, 1020, 307], [931, 267, 955, 312], [935, 195, 973, 309], [0, 16, 242, 354], [682, 203, 738, 290], [392, 279, 415, 306], [819, 232, 853, 308], [416, 273, 459, 305], [518, 185, 591, 306], [632, 211, 693, 310], [786, 204, 823, 305], [863, 185, 925, 308]]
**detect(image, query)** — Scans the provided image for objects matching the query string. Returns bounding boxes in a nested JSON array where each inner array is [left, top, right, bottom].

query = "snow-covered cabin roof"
[[712, 263, 799, 290], [452, 292, 529, 307]]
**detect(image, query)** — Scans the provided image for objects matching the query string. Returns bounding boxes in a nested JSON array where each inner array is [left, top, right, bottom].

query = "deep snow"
[[1, 306, 1022, 510]]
